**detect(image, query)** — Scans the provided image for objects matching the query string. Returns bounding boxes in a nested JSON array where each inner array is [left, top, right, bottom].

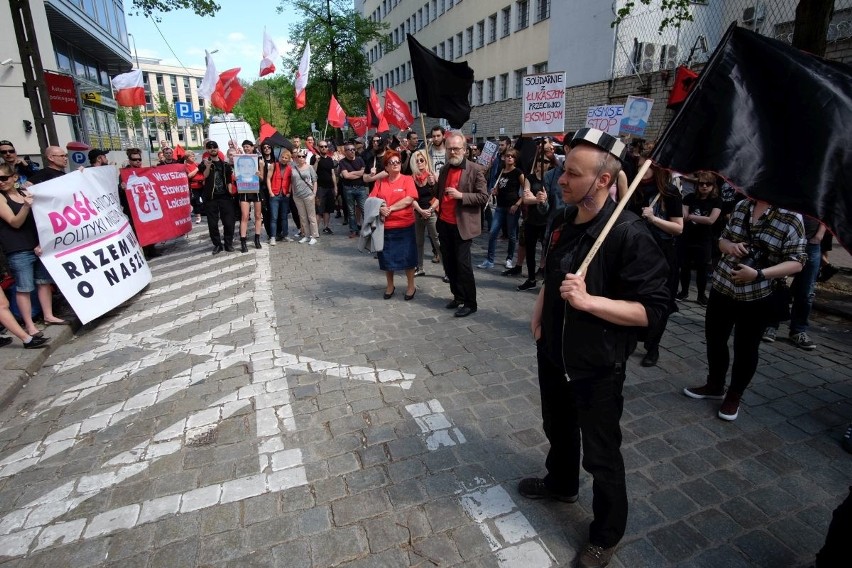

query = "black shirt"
[[495, 168, 523, 208], [311, 155, 336, 188], [338, 157, 366, 188], [683, 194, 722, 245], [28, 168, 65, 185]]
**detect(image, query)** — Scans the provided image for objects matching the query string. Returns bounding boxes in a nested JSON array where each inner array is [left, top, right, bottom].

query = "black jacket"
[[540, 198, 669, 377], [198, 160, 233, 200]]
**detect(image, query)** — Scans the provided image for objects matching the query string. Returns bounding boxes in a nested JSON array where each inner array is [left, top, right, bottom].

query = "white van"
[[207, 121, 256, 154]]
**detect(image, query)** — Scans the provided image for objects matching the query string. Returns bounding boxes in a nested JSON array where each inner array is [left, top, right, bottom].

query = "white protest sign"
[[476, 140, 498, 168], [33, 166, 151, 324], [522, 72, 566, 135], [619, 96, 654, 138], [585, 105, 624, 136]]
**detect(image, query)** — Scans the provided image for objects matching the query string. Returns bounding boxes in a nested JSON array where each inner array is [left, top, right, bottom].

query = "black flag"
[[652, 24, 852, 251], [407, 34, 474, 128]]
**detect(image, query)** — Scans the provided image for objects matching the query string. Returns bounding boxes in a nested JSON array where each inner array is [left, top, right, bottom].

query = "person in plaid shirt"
[[683, 198, 806, 421]]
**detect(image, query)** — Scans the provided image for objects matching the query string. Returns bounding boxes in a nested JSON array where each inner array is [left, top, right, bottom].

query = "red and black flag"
[[407, 33, 474, 129], [366, 87, 389, 133], [652, 24, 852, 251]]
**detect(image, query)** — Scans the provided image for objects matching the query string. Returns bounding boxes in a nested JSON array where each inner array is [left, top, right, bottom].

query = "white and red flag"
[[294, 41, 311, 109], [383, 88, 415, 129], [111, 69, 145, 107], [259, 28, 279, 77], [327, 94, 347, 128], [198, 50, 218, 101]]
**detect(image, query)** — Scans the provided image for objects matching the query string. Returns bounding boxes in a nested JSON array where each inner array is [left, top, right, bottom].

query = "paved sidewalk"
[[0, 222, 849, 567]]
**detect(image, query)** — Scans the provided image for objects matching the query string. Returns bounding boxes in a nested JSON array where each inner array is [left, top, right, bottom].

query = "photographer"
[[683, 198, 806, 421], [198, 141, 235, 254]]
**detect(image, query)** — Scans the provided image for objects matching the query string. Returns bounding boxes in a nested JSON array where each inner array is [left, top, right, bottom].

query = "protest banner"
[[33, 167, 151, 324], [522, 72, 566, 135], [619, 96, 653, 137], [476, 140, 499, 168], [234, 154, 260, 193], [586, 105, 624, 136], [120, 163, 192, 246]]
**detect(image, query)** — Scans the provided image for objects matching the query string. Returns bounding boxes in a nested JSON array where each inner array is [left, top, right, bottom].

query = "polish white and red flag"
[[198, 50, 218, 101], [294, 41, 311, 109], [111, 69, 145, 107], [259, 28, 279, 77]]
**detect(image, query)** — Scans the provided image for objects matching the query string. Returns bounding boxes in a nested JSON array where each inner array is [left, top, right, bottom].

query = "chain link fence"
[[612, 0, 852, 79]]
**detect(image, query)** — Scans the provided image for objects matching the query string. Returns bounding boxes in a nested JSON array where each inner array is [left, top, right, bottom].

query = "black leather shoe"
[[404, 289, 416, 301], [0, 337, 12, 348], [517, 477, 578, 503], [383, 287, 395, 300], [641, 349, 659, 367], [24, 336, 50, 349], [224, 243, 235, 252], [454, 306, 477, 318], [445, 299, 462, 310], [502, 266, 522, 276], [212, 245, 223, 255]]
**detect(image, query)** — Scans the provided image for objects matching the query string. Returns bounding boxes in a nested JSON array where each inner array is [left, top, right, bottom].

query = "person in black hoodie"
[[198, 141, 235, 254]]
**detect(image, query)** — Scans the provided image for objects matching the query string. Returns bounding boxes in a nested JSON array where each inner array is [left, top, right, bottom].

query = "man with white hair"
[[520, 128, 669, 567], [434, 130, 488, 317]]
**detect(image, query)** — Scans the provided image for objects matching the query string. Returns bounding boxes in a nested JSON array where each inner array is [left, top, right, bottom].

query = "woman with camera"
[[683, 198, 806, 421]]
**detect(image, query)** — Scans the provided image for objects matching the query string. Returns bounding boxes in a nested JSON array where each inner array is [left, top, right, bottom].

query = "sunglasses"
[[386, 160, 401, 165], [344, 147, 355, 151], [416, 158, 426, 163], [318, 145, 328, 148], [0, 174, 14, 181], [129, 157, 142, 161], [206, 145, 218, 149], [0, 149, 16, 155], [698, 181, 714, 187]]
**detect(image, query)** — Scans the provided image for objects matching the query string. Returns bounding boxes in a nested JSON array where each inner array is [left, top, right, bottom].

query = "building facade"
[[0, 0, 132, 157]]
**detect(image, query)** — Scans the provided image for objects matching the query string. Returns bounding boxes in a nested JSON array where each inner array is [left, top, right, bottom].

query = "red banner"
[[120, 164, 192, 246], [44, 71, 79, 115]]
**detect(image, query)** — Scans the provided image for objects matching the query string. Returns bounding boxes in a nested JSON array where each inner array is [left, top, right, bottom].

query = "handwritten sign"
[[477, 140, 498, 168], [522, 72, 566, 135], [33, 167, 151, 324], [585, 105, 624, 136]]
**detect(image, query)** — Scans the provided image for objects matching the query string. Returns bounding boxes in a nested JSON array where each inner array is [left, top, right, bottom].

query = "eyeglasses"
[[0, 149, 16, 155], [51, 154, 68, 158], [344, 147, 355, 151], [697, 181, 714, 187], [386, 160, 401, 165], [0, 174, 14, 181], [318, 145, 328, 148], [447, 147, 465, 153], [129, 157, 142, 161]]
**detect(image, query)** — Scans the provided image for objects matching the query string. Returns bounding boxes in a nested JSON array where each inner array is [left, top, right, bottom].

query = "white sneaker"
[[505, 259, 514, 269], [308, 237, 318, 245], [269, 237, 276, 246], [298, 236, 309, 243]]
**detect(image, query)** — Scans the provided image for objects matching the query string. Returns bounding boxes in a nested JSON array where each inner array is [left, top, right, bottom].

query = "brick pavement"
[[0, 220, 849, 567]]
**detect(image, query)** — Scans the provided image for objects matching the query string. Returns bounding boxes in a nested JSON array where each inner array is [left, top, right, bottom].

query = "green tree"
[[613, 0, 835, 56], [231, 76, 300, 136], [276, 0, 388, 134], [153, 95, 177, 142], [129, 0, 220, 20]]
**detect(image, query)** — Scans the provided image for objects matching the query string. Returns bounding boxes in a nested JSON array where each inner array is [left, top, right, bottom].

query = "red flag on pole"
[[349, 116, 368, 136], [211, 68, 244, 112], [327, 95, 347, 129], [366, 87, 389, 132], [383, 88, 415, 129]]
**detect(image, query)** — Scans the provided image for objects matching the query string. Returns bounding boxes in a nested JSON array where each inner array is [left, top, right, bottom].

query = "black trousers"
[[537, 344, 628, 548], [205, 196, 235, 247], [705, 289, 772, 396], [524, 222, 546, 280], [437, 220, 477, 309]]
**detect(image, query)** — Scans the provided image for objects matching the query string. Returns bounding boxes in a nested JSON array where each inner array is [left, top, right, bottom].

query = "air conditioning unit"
[[633, 42, 658, 73], [661, 44, 679, 69]]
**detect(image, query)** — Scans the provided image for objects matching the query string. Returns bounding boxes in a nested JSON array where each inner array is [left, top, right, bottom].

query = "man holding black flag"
[[520, 128, 668, 567]]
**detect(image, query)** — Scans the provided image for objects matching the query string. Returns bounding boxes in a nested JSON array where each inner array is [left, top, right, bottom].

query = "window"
[[456, 32, 463, 58], [476, 20, 485, 48], [516, 0, 529, 30], [535, 0, 550, 22], [446, 38, 453, 60], [501, 6, 511, 37], [439, 42, 445, 59], [533, 61, 548, 74], [487, 77, 495, 103], [431, 0, 436, 21], [475, 80, 483, 105], [466, 27, 473, 53], [488, 13, 497, 43], [514, 67, 526, 98], [499, 73, 508, 100], [440, 0, 445, 16]]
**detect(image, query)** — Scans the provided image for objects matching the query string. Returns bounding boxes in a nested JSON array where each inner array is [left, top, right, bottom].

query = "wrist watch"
[[755, 269, 765, 281]]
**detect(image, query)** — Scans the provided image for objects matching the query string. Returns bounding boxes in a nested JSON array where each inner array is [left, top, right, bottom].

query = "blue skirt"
[[378, 225, 417, 271]]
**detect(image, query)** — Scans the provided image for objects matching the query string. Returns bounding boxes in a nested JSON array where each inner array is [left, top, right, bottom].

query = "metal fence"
[[611, 0, 852, 79]]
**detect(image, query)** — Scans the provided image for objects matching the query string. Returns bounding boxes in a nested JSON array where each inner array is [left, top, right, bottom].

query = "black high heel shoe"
[[383, 287, 395, 300]]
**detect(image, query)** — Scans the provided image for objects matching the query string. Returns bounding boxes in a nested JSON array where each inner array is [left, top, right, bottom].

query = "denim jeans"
[[344, 185, 368, 233], [269, 193, 290, 238], [789, 242, 821, 333], [414, 213, 439, 268], [485, 206, 519, 263]]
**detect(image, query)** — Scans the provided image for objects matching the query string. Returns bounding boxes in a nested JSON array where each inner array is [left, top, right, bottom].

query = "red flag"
[[349, 116, 368, 136], [383, 88, 415, 129], [259, 118, 277, 142], [211, 68, 244, 113], [366, 87, 389, 132], [172, 144, 186, 160], [327, 95, 347, 129]]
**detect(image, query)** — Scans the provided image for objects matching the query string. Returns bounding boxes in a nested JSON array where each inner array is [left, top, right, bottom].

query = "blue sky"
[[126, 1, 297, 79]]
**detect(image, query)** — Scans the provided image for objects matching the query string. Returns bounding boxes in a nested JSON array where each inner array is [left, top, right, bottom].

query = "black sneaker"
[[517, 279, 537, 291], [24, 336, 50, 349], [322, 227, 333, 235], [501, 265, 522, 276], [517, 477, 578, 503], [0, 337, 12, 348], [843, 424, 852, 454]]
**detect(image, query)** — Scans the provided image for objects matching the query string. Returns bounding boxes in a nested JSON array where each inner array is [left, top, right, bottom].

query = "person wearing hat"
[[519, 128, 669, 567], [88, 149, 109, 167]]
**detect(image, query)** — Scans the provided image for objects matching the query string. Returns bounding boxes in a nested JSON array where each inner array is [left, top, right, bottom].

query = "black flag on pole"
[[651, 24, 852, 251], [407, 33, 474, 129]]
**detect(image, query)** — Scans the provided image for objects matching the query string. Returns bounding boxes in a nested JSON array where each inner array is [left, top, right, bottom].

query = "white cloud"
[[227, 32, 246, 42]]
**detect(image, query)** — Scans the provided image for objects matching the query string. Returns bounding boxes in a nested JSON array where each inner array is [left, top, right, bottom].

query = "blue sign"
[[192, 111, 204, 124], [70, 151, 87, 165], [175, 101, 193, 119]]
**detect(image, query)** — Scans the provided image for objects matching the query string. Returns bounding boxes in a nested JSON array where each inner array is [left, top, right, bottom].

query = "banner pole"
[[575, 158, 653, 277], [322, 120, 328, 141]]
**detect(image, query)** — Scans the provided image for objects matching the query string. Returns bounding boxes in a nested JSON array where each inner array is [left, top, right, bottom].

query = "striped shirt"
[[713, 199, 806, 301]]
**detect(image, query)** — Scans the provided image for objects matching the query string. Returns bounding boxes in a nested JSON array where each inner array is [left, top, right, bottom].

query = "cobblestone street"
[[0, 223, 849, 567]]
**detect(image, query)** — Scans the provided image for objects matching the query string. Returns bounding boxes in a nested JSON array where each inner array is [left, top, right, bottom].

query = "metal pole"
[[128, 33, 153, 166]]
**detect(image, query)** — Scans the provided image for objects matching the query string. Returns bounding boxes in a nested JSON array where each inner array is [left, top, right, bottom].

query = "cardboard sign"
[[234, 154, 260, 193], [477, 140, 498, 167], [120, 164, 192, 246], [619, 96, 653, 137], [585, 105, 624, 136], [522, 72, 566, 135], [33, 167, 151, 324]]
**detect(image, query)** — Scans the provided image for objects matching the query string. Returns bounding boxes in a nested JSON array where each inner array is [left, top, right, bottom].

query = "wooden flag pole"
[[418, 113, 434, 175], [575, 158, 653, 277]]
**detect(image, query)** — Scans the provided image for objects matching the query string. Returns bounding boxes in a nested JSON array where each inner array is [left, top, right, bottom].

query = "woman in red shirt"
[[369, 150, 418, 300]]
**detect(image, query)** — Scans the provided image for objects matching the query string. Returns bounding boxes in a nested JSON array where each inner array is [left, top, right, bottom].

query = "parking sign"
[[192, 111, 204, 124], [175, 101, 193, 119]]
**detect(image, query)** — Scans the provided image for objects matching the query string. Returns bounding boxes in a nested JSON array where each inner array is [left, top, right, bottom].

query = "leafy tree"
[[129, 0, 220, 20], [276, 0, 389, 134], [231, 76, 300, 136], [612, 0, 835, 56]]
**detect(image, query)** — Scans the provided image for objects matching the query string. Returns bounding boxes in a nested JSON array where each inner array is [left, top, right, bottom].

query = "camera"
[[738, 246, 768, 270]]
